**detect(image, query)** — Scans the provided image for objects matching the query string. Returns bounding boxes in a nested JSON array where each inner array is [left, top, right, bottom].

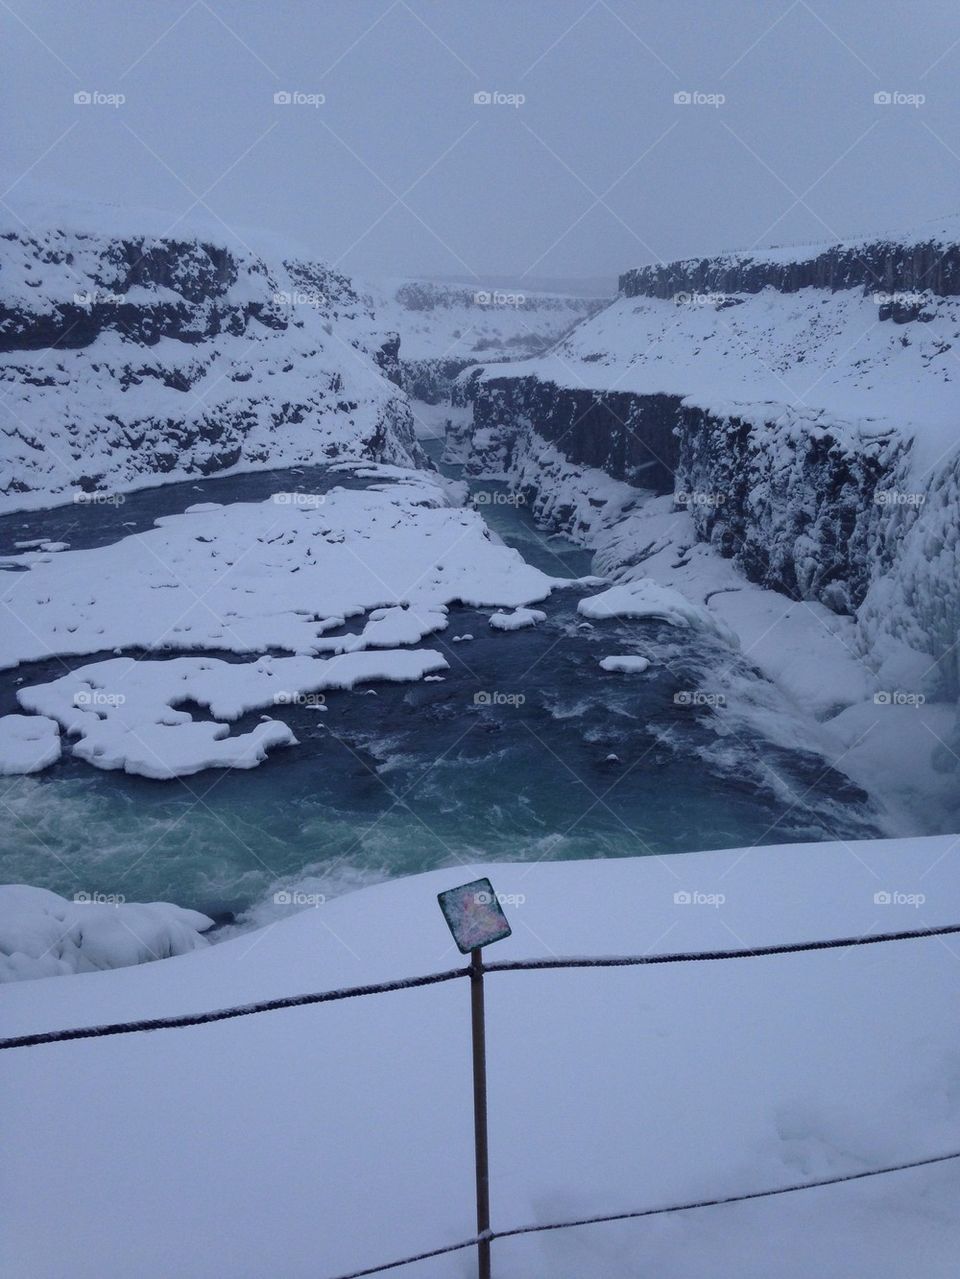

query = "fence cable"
[[327, 1148, 960, 1279], [3, 921, 960, 1052]]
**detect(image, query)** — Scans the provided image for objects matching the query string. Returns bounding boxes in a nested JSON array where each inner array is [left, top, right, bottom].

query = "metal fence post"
[[470, 947, 491, 1279], [437, 877, 513, 1279]]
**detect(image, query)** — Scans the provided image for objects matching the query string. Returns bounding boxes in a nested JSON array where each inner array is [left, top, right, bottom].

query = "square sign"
[[438, 878, 512, 954]]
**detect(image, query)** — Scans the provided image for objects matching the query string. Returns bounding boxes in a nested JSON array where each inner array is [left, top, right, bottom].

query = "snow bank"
[[3, 836, 960, 1276], [0, 715, 61, 775], [579, 578, 738, 645], [0, 884, 213, 981]]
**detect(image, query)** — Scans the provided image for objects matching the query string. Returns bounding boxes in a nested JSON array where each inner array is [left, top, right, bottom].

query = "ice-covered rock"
[[489, 607, 547, 631], [580, 579, 738, 645], [599, 655, 651, 673], [0, 883, 213, 981]]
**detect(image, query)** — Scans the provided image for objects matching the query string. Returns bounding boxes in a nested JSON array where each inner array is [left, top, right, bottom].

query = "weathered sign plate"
[[438, 878, 512, 953]]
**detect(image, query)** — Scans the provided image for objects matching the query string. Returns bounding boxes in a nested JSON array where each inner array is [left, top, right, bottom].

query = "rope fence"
[[5, 914, 960, 1277], [3, 920, 959, 1052], [330, 1149, 960, 1279]]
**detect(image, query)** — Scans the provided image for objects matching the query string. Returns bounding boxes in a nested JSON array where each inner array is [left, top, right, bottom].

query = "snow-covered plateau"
[[3, 836, 959, 1277]]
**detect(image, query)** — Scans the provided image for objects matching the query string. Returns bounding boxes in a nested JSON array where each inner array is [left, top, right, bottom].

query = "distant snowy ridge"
[[0, 214, 421, 513], [620, 213, 960, 300], [364, 277, 608, 403]]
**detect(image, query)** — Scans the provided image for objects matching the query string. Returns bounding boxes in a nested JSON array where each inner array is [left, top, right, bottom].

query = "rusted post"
[[470, 947, 491, 1279]]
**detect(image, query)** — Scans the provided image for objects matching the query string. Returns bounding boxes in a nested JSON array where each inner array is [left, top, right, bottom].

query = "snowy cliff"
[[0, 207, 421, 513], [456, 219, 960, 699]]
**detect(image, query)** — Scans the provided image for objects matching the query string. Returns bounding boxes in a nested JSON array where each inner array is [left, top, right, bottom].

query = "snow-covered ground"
[[3, 835, 959, 1277]]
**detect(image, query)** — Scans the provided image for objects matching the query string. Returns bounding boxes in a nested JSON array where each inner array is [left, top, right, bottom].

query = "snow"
[[0, 470, 560, 672], [16, 651, 448, 778], [0, 714, 61, 775], [599, 655, 651, 673], [364, 277, 607, 364], [579, 578, 738, 645], [488, 606, 547, 631], [480, 285, 960, 470], [3, 835, 960, 1276], [0, 883, 213, 982]]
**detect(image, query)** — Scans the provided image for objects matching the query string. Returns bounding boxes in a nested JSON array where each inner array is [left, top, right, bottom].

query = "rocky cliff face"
[[620, 233, 960, 302], [0, 224, 420, 512], [468, 375, 679, 492], [455, 220, 960, 693]]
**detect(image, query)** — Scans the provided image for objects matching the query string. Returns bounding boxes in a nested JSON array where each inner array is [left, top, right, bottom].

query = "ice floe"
[[0, 715, 61, 775], [599, 655, 651, 673], [16, 650, 448, 779]]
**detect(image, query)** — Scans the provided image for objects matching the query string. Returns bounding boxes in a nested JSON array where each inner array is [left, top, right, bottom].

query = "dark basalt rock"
[[620, 237, 960, 300], [472, 375, 680, 493], [674, 405, 906, 611]]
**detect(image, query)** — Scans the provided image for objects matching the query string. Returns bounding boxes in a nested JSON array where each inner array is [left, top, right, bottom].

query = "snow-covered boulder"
[[0, 883, 213, 981]]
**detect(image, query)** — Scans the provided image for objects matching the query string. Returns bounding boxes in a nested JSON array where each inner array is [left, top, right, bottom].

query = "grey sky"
[[5, 0, 960, 281]]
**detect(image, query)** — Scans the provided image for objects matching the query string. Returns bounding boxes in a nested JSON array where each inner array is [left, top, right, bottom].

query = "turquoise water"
[[0, 451, 879, 922]]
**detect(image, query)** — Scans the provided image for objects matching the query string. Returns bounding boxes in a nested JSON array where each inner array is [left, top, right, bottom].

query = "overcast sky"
[[5, 0, 960, 282]]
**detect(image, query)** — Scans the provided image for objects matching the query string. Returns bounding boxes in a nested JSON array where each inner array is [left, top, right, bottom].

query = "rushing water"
[[0, 443, 880, 925]]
